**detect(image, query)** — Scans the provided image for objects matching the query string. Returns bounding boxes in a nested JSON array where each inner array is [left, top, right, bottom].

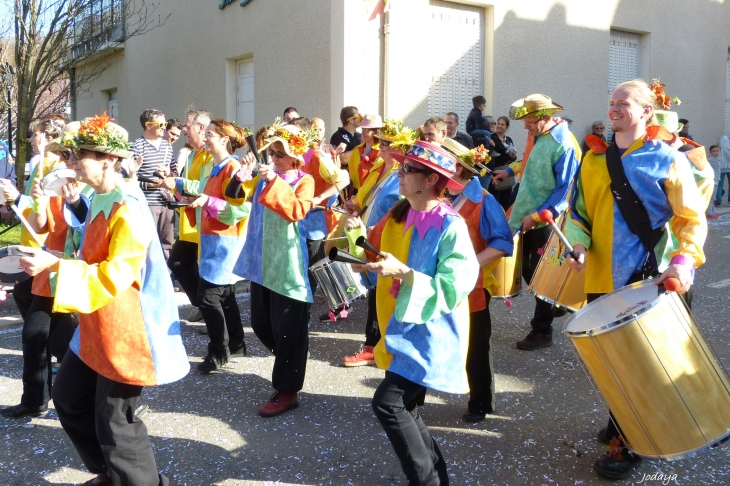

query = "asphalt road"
[[1, 214, 729, 485]]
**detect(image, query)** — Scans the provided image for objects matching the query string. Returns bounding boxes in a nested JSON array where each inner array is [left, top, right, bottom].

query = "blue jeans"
[[716, 172, 730, 203]]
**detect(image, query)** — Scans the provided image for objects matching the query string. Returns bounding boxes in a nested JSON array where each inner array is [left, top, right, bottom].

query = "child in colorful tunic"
[[442, 138, 514, 423], [187, 119, 252, 373], [228, 124, 315, 418], [359, 140, 479, 485], [19, 115, 189, 486]]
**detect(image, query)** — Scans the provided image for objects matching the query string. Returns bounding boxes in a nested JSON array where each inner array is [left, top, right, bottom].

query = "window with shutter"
[[608, 30, 641, 140]]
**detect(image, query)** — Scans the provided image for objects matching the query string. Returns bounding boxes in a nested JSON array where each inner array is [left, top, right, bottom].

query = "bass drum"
[[565, 280, 730, 460], [490, 232, 521, 299], [0, 245, 32, 284]]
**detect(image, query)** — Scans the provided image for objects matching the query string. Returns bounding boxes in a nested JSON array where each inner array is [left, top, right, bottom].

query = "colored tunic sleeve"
[[536, 147, 579, 219], [394, 220, 478, 324], [564, 169, 593, 250], [480, 194, 514, 254], [53, 204, 151, 314], [258, 175, 314, 223], [213, 178, 252, 226], [224, 176, 260, 207], [665, 158, 707, 266]]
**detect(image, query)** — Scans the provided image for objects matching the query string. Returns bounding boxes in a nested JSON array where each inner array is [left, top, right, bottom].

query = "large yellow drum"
[[490, 232, 521, 299], [528, 228, 586, 312], [565, 280, 730, 460]]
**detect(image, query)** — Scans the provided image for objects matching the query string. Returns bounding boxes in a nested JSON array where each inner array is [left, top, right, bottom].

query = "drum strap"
[[605, 142, 664, 274]]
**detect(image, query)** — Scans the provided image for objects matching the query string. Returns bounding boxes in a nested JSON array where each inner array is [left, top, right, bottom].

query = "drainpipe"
[[380, 12, 389, 117]]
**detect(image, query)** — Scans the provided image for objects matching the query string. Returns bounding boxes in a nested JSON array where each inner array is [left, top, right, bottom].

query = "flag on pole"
[[366, 0, 390, 21]]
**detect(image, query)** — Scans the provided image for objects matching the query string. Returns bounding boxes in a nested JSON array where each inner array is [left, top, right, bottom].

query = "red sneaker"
[[258, 391, 299, 417], [341, 345, 376, 367], [706, 213, 719, 219]]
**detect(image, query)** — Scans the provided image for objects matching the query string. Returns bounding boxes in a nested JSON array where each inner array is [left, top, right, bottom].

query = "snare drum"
[[41, 168, 77, 197], [0, 245, 31, 284], [565, 280, 730, 460], [309, 259, 371, 310], [528, 228, 587, 312], [491, 232, 521, 298]]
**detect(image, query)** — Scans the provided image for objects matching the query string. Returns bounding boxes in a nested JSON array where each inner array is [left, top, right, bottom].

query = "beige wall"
[[77, 0, 730, 152]]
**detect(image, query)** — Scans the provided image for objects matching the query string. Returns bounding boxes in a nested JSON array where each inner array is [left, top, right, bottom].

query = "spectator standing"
[[707, 144, 720, 218], [330, 106, 362, 166], [465, 95, 491, 146], [715, 135, 730, 206], [283, 107, 300, 123], [678, 118, 693, 140], [582, 121, 606, 157], [131, 109, 176, 259], [486, 116, 518, 209], [422, 116, 447, 144], [0, 139, 16, 187], [444, 112, 473, 148]]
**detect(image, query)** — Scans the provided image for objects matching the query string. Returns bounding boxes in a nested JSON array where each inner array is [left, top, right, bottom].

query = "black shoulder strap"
[[605, 142, 664, 255]]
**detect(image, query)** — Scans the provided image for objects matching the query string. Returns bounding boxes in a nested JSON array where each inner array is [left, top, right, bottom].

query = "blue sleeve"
[[536, 147, 579, 219], [480, 193, 514, 254]]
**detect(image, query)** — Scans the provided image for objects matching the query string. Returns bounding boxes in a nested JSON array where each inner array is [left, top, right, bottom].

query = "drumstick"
[[538, 209, 579, 261], [9, 204, 45, 248], [663, 278, 681, 293]]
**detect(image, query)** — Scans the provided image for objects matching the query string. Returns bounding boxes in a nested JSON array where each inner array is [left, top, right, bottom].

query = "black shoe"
[[197, 354, 228, 373], [229, 342, 247, 357], [597, 427, 612, 445], [594, 449, 642, 479], [0, 403, 48, 419], [188, 309, 204, 322], [553, 307, 567, 318], [516, 330, 553, 350], [82, 474, 112, 486], [462, 411, 486, 423]]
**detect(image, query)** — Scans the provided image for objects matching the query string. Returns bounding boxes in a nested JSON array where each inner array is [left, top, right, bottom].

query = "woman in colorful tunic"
[[347, 114, 382, 193], [360, 140, 479, 485], [18, 114, 189, 486], [227, 123, 315, 417], [186, 119, 251, 373], [442, 138, 514, 423]]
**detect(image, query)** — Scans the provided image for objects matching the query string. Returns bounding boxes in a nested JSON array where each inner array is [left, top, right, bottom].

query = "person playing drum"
[[442, 138, 514, 423], [358, 140, 479, 485], [564, 78, 707, 479], [491, 94, 581, 351]]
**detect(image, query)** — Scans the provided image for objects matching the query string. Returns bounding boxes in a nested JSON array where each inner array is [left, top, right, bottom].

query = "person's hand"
[[30, 178, 44, 199], [181, 195, 197, 204], [566, 244, 587, 273], [60, 182, 81, 204], [343, 199, 361, 215], [521, 214, 536, 232], [257, 164, 276, 182], [18, 246, 60, 276], [1, 180, 20, 203], [312, 195, 324, 206], [491, 169, 508, 182], [159, 177, 177, 191], [241, 150, 257, 168], [364, 252, 410, 279], [156, 164, 171, 177], [145, 180, 163, 189], [129, 156, 144, 178], [655, 263, 692, 294], [345, 214, 363, 231], [188, 194, 209, 209]]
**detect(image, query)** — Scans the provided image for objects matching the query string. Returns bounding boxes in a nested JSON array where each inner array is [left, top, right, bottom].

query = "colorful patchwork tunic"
[[30, 194, 70, 298], [17, 157, 65, 248], [454, 177, 514, 311], [564, 137, 707, 294], [356, 158, 401, 228], [506, 120, 580, 231], [300, 149, 343, 240], [177, 148, 213, 244], [348, 143, 381, 190], [368, 203, 479, 393], [52, 182, 189, 386], [230, 172, 315, 302]]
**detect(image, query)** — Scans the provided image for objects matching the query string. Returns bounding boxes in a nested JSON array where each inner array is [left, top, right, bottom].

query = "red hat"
[[392, 140, 463, 190]]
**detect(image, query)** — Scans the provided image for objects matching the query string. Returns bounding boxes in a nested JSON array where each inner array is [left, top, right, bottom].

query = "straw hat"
[[258, 122, 317, 164], [359, 114, 383, 129], [441, 138, 490, 176], [509, 94, 564, 120], [60, 113, 133, 159]]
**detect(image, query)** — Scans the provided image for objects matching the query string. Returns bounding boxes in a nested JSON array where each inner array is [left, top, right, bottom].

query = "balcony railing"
[[70, 0, 125, 60]]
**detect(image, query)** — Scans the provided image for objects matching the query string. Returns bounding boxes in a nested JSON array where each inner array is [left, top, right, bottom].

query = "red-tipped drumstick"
[[663, 277, 681, 293], [539, 209, 580, 261]]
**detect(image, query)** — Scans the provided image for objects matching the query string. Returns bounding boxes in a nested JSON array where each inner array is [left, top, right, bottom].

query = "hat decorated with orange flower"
[[259, 118, 318, 164], [649, 78, 683, 134], [46, 121, 80, 155], [392, 140, 464, 190], [509, 94, 564, 120], [441, 137, 491, 176], [358, 114, 383, 129], [374, 118, 417, 152], [61, 112, 133, 159]]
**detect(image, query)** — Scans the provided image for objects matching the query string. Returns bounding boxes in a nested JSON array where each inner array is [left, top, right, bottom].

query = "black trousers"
[[306, 238, 325, 295], [372, 371, 448, 486], [364, 288, 381, 347], [52, 351, 168, 486], [21, 295, 76, 408], [466, 290, 495, 415], [13, 276, 35, 320], [587, 274, 693, 442], [167, 240, 200, 307], [250, 281, 310, 392], [521, 225, 556, 334], [197, 278, 244, 358]]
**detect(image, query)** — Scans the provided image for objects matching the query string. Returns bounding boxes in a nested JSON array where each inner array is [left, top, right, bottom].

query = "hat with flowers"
[[509, 94, 564, 120], [392, 140, 464, 190], [649, 78, 683, 134], [374, 118, 417, 152], [60, 111, 133, 159], [258, 118, 319, 164], [441, 138, 491, 176]]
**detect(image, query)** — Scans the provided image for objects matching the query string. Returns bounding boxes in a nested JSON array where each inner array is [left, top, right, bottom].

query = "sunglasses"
[[268, 149, 287, 159], [379, 140, 391, 147], [147, 121, 168, 129], [59, 151, 71, 161], [69, 147, 83, 160], [400, 163, 429, 175]]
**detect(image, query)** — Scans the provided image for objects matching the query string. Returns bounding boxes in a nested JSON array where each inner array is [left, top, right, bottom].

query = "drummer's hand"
[[491, 169, 508, 183], [181, 195, 197, 204], [364, 252, 413, 283], [30, 177, 44, 199], [241, 151, 256, 168], [159, 177, 177, 191], [345, 214, 364, 231], [188, 194, 209, 209], [129, 156, 143, 178], [18, 246, 60, 276], [60, 182, 81, 204], [1, 180, 19, 203], [566, 244, 587, 273], [350, 262, 367, 273], [156, 164, 171, 177], [521, 214, 536, 232], [343, 199, 360, 215], [257, 164, 276, 182], [655, 263, 692, 294]]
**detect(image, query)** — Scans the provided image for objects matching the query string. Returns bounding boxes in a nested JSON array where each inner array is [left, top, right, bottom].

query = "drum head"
[[565, 279, 662, 334]]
